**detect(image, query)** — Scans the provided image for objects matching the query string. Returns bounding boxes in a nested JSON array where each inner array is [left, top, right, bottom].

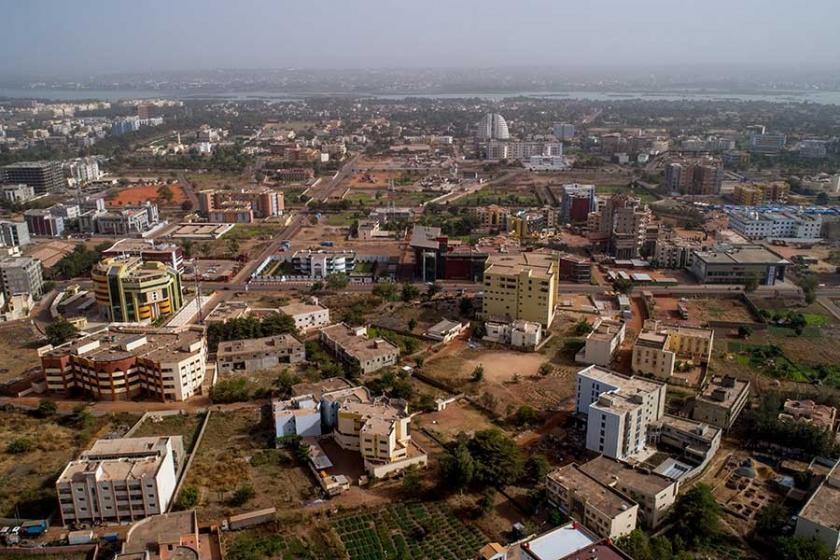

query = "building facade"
[[217, 333, 305, 372], [0, 256, 43, 298], [482, 253, 558, 327], [320, 323, 399, 374], [91, 257, 183, 322]]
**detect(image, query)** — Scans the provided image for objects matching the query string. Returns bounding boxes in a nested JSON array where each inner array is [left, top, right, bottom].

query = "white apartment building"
[[728, 211, 822, 240], [279, 301, 331, 333], [273, 394, 322, 439], [576, 365, 667, 460], [56, 436, 183, 527], [796, 460, 840, 553], [484, 320, 543, 349], [577, 319, 626, 367]]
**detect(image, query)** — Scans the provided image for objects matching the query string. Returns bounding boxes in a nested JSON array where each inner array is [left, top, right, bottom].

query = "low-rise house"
[[795, 459, 840, 552], [692, 375, 750, 430], [780, 399, 837, 431], [648, 415, 721, 469], [546, 463, 639, 539], [56, 436, 184, 527], [273, 394, 322, 439], [483, 320, 542, 349], [517, 522, 632, 560], [320, 323, 399, 374], [576, 318, 625, 367], [216, 333, 305, 373], [279, 300, 330, 333], [424, 319, 466, 343]]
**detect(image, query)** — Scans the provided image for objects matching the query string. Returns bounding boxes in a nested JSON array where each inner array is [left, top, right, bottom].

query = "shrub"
[[228, 484, 256, 507], [178, 486, 199, 509], [209, 378, 250, 403], [7, 437, 34, 454]]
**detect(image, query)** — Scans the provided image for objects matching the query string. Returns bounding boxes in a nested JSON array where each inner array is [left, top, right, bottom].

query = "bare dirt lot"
[[652, 295, 756, 326], [108, 183, 187, 206], [0, 321, 44, 384]]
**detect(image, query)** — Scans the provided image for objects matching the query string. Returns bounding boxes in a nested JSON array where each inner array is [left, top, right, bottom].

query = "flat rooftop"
[[548, 464, 636, 518], [693, 245, 789, 265], [520, 523, 596, 560], [579, 455, 675, 497], [485, 252, 557, 280], [800, 466, 840, 531], [292, 377, 355, 400], [280, 301, 327, 316], [321, 323, 399, 362], [45, 326, 204, 364], [579, 365, 664, 396], [697, 376, 750, 409], [587, 319, 624, 342], [217, 333, 302, 358]]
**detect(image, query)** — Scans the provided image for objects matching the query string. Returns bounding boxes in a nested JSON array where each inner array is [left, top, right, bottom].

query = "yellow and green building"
[[92, 257, 183, 323]]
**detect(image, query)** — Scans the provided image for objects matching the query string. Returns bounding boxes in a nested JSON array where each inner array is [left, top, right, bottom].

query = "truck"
[[68, 530, 94, 545], [21, 519, 48, 536]]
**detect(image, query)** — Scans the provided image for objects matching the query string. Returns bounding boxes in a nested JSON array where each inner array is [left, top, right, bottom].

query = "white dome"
[[476, 113, 510, 140]]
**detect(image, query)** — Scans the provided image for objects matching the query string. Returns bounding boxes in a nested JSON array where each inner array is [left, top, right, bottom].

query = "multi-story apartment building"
[[653, 235, 706, 269], [578, 456, 679, 529], [728, 211, 822, 240], [56, 436, 183, 527], [588, 194, 650, 259], [545, 463, 639, 540], [42, 326, 207, 401], [279, 301, 331, 333], [664, 161, 723, 195], [0, 221, 31, 248], [692, 375, 750, 431], [320, 323, 399, 374], [67, 157, 101, 184], [689, 245, 789, 285], [575, 365, 667, 460], [578, 318, 626, 367], [553, 123, 576, 141], [198, 188, 284, 222], [631, 320, 714, 380], [648, 415, 721, 467], [471, 204, 510, 229], [92, 203, 160, 236], [290, 250, 356, 279], [482, 252, 558, 327], [0, 183, 35, 204], [749, 131, 786, 154], [732, 182, 790, 206], [91, 257, 183, 322], [216, 333, 305, 372], [0, 256, 43, 298], [24, 208, 65, 237], [560, 183, 597, 223], [334, 399, 427, 477], [1, 160, 65, 193], [558, 253, 592, 283]]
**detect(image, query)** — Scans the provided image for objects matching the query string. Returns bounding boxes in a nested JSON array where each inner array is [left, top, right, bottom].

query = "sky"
[[2, 0, 840, 76]]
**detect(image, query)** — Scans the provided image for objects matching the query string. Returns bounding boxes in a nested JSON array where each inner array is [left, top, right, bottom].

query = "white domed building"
[[476, 113, 510, 140]]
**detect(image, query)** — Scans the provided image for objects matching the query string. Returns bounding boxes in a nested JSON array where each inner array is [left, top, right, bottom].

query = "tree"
[[514, 405, 540, 426], [471, 365, 484, 382], [274, 369, 300, 399], [478, 487, 496, 514], [441, 441, 475, 491], [35, 399, 57, 418], [799, 276, 818, 305], [467, 429, 525, 487], [6, 437, 34, 454], [46, 318, 78, 346], [311, 281, 324, 293], [613, 277, 633, 294], [157, 184, 175, 203], [226, 237, 240, 257], [209, 378, 250, 403], [326, 272, 350, 289], [459, 297, 475, 317], [777, 536, 831, 560], [408, 318, 417, 332], [228, 484, 256, 507], [373, 282, 399, 301], [425, 283, 440, 300], [816, 192, 830, 205], [744, 275, 759, 293], [401, 283, 420, 302], [402, 465, 422, 496], [538, 363, 553, 376], [672, 484, 720, 547], [524, 454, 550, 483], [738, 325, 753, 338], [574, 319, 593, 335], [178, 486, 199, 509], [755, 503, 786, 537]]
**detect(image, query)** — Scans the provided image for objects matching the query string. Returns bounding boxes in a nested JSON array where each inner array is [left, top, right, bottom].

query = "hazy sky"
[[3, 0, 840, 76]]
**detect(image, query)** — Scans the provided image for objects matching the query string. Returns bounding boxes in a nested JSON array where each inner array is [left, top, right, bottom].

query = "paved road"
[[305, 154, 361, 202]]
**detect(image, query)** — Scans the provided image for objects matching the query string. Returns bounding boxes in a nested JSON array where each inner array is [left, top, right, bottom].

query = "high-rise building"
[[482, 252, 558, 327], [1, 160, 65, 194], [664, 161, 723, 195], [24, 209, 65, 237], [749, 131, 786, 154], [0, 256, 43, 298], [553, 123, 576, 141], [588, 193, 651, 258], [91, 256, 183, 322], [67, 157, 101, 184], [476, 113, 510, 140], [0, 221, 30, 248], [560, 183, 597, 223]]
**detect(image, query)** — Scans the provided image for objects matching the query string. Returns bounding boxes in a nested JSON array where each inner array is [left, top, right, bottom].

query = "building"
[[112, 116, 141, 136], [749, 131, 786, 154], [578, 318, 626, 367], [0, 256, 43, 298], [476, 113, 510, 140], [689, 245, 789, 285], [692, 375, 750, 430], [795, 459, 840, 552], [273, 394, 322, 439], [102, 239, 184, 272], [320, 323, 399, 374], [516, 522, 633, 560], [588, 193, 651, 259], [553, 123, 576, 141], [423, 319, 466, 343], [728, 210, 822, 240], [482, 252, 558, 327], [93, 203, 160, 236], [290, 377, 371, 430], [722, 150, 751, 169], [334, 399, 427, 478], [558, 253, 592, 283], [780, 399, 837, 431], [1, 160, 65, 193], [198, 189, 284, 222], [43, 326, 207, 401], [560, 183, 597, 224], [575, 365, 667, 460], [0, 221, 31, 247], [648, 415, 721, 468], [24, 208, 65, 237], [631, 320, 714, 380], [274, 167, 315, 182], [472, 204, 511, 230], [578, 455, 679, 529], [664, 161, 723, 195], [56, 436, 183, 526], [800, 139, 828, 159], [91, 257, 183, 322], [733, 182, 790, 206], [483, 320, 543, 349], [653, 236, 705, 269], [279, 301, 330, 333], [546, 464, 639, 539], [216, 333, 305, 372], [290, 250, 355, 279], [67, 157, 101, 184], [0, 183, 35, 204]]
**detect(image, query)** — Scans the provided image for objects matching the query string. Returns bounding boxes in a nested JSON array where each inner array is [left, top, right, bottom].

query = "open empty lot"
[[108, 183, 187, 206]]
